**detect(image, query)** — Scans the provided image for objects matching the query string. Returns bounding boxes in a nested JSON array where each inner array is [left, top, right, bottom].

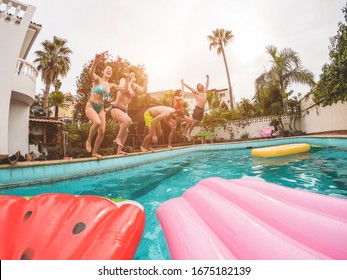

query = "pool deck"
[[2, 134, 347, 167], [1, 135, 346, 187]]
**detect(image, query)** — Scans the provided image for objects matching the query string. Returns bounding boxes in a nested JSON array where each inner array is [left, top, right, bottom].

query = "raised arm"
[[205, 74, 209, 92], [150, 111, 171, 141], [110, 74, 129, 91], [151, 111, 170, 127], [89, 54, 102, 82], [181, 79, 196, 94], [133, 75, 148, 94]]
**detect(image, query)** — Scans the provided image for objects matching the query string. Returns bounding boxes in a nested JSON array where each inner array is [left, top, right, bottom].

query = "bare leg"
[[117, 122, 131, 155], [183, 123, 193, 140], [140, 134, 151, 152], [91, 110, 106, 159], [85, 103, 102, 154], [168, 127, 176, 149], [182, 116, 192, 135], [86, 124, 98, 152], [111, 108, 132, 155], [182, 117, 193, 140]]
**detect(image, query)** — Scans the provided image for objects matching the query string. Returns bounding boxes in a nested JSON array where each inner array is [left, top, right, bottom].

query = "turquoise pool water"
[[1, 146, 347, 259]]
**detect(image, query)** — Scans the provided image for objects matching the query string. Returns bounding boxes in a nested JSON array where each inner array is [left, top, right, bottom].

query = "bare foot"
[[168, 145, 173, 150], [92, 153, 102, 159], [184, 134, 191, 141], [86, 140, 92, 153], [140, 146, 148, 152], [117, 144, 127, 155], [148, 147, 154, 152]]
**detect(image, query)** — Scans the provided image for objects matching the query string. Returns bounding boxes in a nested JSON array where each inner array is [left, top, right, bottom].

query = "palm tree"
[[207, 28, 234, 110], [34, 36, 72, 114], [48, 79, 69, 118], [258, 45, 315, 113], [49, 91, 69, 118], [254, 73, 283, 115]]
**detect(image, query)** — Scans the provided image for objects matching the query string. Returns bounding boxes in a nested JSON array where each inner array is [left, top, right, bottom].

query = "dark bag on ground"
[[0, 151, 25, 165]]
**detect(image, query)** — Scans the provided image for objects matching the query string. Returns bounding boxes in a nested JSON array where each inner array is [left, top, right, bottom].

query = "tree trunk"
[[279, 84, 288, 114], [55, 105, 59, 118], [43, 81, 51, 116], [221, 47, 234, 110], [282, 97, 288, 114]]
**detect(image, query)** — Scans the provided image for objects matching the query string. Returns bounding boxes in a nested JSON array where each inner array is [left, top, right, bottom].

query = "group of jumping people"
[[85, 54, 209, 158]]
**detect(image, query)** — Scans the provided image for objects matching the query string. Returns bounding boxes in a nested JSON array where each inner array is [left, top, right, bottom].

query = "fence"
[[192, 95, 347, 141]]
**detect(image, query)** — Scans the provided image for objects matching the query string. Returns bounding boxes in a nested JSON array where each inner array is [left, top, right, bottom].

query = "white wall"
[[8, 100, 30, 155], [0, 1, 36, 156], [300, 95, 347, 134], [192, 97, 347, 140], [192, 115, 297, 140]]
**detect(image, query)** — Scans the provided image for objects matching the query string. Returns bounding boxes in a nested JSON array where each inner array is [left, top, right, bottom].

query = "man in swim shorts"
[[181, 75, 209, 140], [140, 106, 185, 152]]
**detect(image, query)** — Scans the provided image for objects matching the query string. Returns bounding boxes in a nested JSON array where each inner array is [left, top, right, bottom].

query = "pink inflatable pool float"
[[156, 177, 347, 260]]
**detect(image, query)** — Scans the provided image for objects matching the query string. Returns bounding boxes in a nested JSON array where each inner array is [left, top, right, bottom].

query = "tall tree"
[[207, 28, 234, 110], [34, 36, 72, 114], [257, 45, 315, 113], [254, 74, 283, 115], [314, 4, 347, 106], [237, 98, 255, 118]]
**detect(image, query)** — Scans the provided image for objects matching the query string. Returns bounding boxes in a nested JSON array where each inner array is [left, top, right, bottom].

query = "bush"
[[240, 132, 250, 139], [46, 147, 64, 160]]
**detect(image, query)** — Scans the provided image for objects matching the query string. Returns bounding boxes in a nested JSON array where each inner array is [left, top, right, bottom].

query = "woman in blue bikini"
[[85, 54, 128, 159]]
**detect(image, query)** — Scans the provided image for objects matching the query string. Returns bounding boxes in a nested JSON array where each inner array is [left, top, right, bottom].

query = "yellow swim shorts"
[[144, 110, 161, 127]]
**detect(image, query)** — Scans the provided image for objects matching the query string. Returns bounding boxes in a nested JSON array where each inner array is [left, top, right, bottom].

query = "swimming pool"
[[1, 142, 346, 259]]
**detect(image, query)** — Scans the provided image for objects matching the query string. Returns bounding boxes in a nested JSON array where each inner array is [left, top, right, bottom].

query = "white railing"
[[0, 0, 27, 24], [15, 58, 38, 82]]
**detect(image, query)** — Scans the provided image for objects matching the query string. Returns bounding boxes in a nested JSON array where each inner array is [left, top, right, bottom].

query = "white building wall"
[[217, 88, 234, 109], [8, 100, 30, 154], [0, 1, 36, 156], [300, 95, 347, 134]]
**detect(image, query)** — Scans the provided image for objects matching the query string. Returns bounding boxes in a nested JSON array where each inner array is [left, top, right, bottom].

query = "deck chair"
[[260, 127, 274, 138]]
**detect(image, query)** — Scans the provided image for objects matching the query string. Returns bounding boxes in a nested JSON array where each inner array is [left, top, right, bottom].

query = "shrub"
[[240, 132, 250, 139]]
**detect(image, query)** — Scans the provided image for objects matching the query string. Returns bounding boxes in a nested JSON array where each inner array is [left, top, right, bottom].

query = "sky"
[[26, 0, 345, 102]]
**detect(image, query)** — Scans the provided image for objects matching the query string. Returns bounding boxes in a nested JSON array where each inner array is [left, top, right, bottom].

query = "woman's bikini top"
[[92, 84, 110, 100], [124, 83, 136, 97]]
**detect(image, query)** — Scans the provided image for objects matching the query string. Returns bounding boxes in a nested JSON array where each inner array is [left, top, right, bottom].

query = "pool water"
[[1, 147, 347, 259]]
